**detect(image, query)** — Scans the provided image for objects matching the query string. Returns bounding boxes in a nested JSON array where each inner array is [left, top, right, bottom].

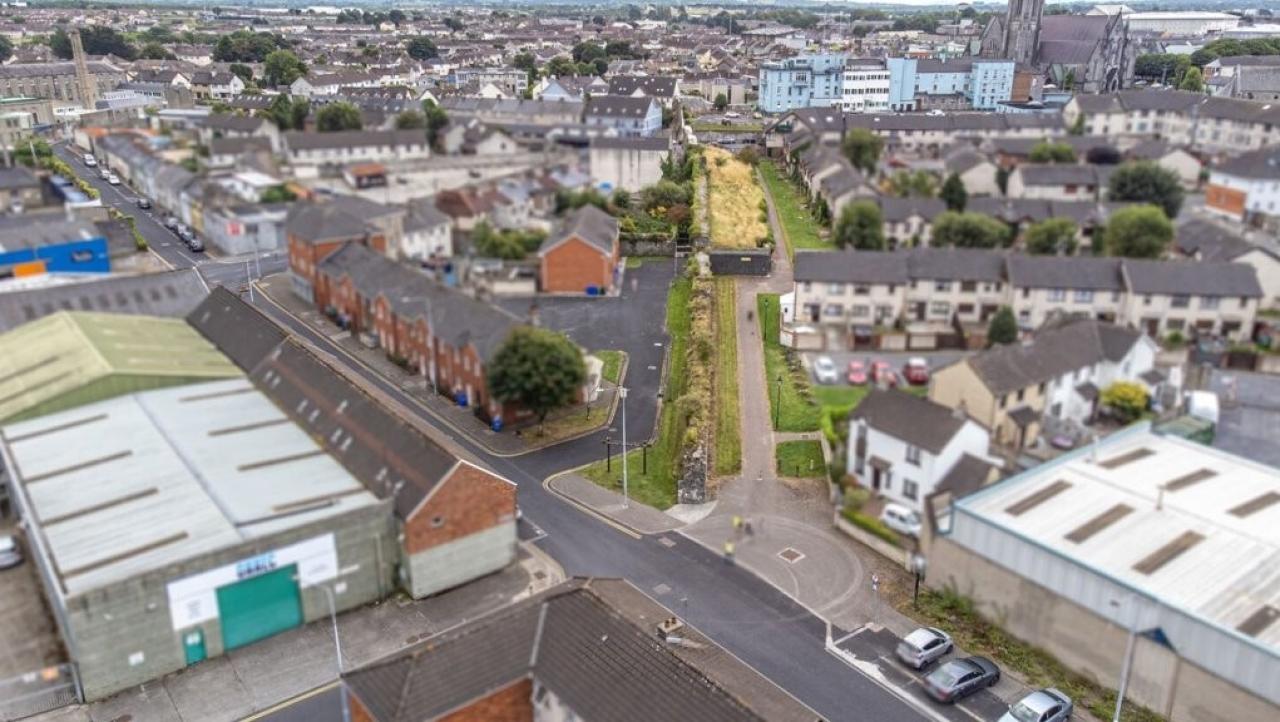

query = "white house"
[[402, 199, 453, 259], [848, 389, 1000, 515], [1205, 146, 1280, 231]]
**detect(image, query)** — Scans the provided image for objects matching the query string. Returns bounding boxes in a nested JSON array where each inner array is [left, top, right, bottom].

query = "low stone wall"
[[620, 234, 676, 257], [833, 512, 911, 569]]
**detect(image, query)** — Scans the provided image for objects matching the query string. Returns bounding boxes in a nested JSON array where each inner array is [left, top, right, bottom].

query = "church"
[[981, 0, 1134, 95]]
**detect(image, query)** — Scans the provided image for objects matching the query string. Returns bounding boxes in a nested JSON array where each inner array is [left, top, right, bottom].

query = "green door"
[[216, 564, 302, 651], [183, 629, 206, 665]]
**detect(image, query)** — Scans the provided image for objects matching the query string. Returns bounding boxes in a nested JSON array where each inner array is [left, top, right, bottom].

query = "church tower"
[[71, 30, 99, 110], [1002, 0, 1045, 66]]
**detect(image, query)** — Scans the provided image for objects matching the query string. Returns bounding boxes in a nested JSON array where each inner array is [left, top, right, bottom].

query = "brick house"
[[187, 288, 518, 600], [538, 205, 620, 295], [286, 197, 403, 300]]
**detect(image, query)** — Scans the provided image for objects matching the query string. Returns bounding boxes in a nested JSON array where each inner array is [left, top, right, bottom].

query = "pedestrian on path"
[[723, 540, 735, 564]]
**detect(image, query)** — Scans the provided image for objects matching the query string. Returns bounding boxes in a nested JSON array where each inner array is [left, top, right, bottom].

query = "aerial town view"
[[0, 1, 1278, 721]]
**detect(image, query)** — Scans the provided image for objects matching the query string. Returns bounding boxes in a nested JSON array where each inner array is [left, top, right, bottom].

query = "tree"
[[1029, 141, 1075, 164], [545, 56, 577, 78], [571, 41, 607, 65], [1179, 66, 1204, 93], [987, 306, 1017, 347], [488, 326, 587, 429], [263, 49, 306, 88], [1085, 145, 1122, 165], [833, 201, 885, 250], [406, 36, 438, 60], [885, 170, 936, 198], [395, 110, 426, 130], [1101, 381, 1149, 424], [14, 138, 52, 167], [713, 93, 728, 111], [138, 42, 173, 60], [260, 185, 296, 203], [423, 99, 449, 148], [50, 27, 136, 60], [1024, 218, 1078, 256], [316, 102, 362, 132], [940, 173, 967, 212], [212, 29, 285, 63], [0, 36, 10, 63], [842, 128, 883, 175], [996, 166, 1010, 195], [443, 16, 465, 32], [641, 180, 692, 211], [1069, 114, 1086, 136], [1103, 205, 1173, 259], [931, 212, 1010, 248], [1107, 161, 1185, 219]]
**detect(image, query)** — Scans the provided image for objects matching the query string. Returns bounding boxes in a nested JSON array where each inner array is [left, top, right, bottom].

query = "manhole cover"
[[778, 547, 805, 563], [534, 570, 546, 580], [653, 583, 672, 595], [657, 536, 676, 548]]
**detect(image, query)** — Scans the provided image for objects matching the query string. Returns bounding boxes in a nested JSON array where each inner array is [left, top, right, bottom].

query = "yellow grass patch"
[[705, 147, 768, 249]]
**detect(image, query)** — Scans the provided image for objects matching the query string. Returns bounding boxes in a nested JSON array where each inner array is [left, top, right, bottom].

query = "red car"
[[903, 357, 930, 386], [847, 360, 868, 385], [870, 360, 898, 388]]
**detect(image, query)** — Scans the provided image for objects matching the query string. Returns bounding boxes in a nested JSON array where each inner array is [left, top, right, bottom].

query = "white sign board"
[[165, 534, 338, 631]]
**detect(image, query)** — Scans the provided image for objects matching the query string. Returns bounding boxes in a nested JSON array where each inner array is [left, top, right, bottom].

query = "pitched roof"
[[1214, 146, 1280, 181], [346, 579, 803, 722], [793, 250, 909, 285], [852, 389, 970, 455], [1123, 258, 1262, 297], [607, 74, 678, 98], [877, 196, 947, 223], [1006, 255, 1124, 291], [906, 248, 1006, 282], [967, 318, 1142, 395], [0, 269, 209, 333], [584, 95, 658, 118], [541, 205, 619, 256]]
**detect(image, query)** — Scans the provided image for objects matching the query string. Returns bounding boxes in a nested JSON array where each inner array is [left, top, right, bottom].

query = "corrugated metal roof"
[[0, 379, 377, 599]]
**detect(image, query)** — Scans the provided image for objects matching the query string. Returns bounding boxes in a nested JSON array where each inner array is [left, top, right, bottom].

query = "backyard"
[[757, 160, 831, 259], [704, 146, 769, 249]]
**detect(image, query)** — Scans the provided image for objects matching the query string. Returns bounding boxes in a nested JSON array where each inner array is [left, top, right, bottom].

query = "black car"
[[136, 198, 152, 210], [924, 656, 1000, 704], [185, 235, 204, 253]]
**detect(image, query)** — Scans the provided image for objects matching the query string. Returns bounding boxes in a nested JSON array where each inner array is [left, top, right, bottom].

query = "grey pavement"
[[546, 473, 685, 535], [0, 523, 64, 680], [26, 547, 562, 722]]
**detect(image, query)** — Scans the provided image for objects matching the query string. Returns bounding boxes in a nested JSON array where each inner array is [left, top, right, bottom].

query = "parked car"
[[880, 503, 922, 537], [99, 167, 111, 179], [870, 360, 898, 387], [107, 173, 120, 185], [136, 198, 152, 210], [176, 225, 194, 243], [903, 357, 930, 385], [847, 360, 868, 385], [162, 215, 179, 230], [186, 235, 204, 253], [83, 153, 97, 167], [924, 656, 1000, 704], [0, 535, 22, 570], [812, 356, 839, 385], [1000, 688, 1073, 722], [896, 627, 953, 670]]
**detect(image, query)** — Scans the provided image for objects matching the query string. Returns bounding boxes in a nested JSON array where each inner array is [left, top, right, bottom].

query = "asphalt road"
[[250, 291, 934, 722]]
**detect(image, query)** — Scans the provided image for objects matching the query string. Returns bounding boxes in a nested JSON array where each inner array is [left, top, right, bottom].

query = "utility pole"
[[319, 585, 351, 722], [620, 386, 629, 507]]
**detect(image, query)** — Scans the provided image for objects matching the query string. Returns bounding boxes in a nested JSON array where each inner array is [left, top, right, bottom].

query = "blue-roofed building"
[[0, 218, 110, 281], [888, 57, 1016, 112], [758, 53, 846, 113]]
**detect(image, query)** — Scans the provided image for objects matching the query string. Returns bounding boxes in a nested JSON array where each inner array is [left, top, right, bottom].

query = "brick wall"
[[405, 461, 516, 554], [1205, 183, 1246, 218], [540, 237, 614, 294], [440, 678, 533, 722]]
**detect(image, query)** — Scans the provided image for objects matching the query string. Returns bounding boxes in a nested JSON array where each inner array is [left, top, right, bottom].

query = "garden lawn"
[[691, 122, 765, 134], [705, 146, 768, 249], [594, 350, 625, 385], [713, 279, 741, 476], [758, 293, 820, 432], [757, 161, 830, 259], [580, 277, 691, 509], [776, 440, 825, 478]]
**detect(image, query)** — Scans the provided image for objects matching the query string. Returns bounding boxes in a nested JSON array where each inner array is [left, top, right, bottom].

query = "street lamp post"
[[620, 386, 629, 507], [318, 585, 351, 722], [1112, 595, 1139, 722], [774, 374, 782, 430]]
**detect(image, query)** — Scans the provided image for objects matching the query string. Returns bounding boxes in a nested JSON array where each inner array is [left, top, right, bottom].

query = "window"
[[854, 285, 870, 295], [930, 301, 951, 317], [1017, 388, 1025, 402], [1047, 289, 1066, 302], [934, 280, 951, 292], [851, 305, 870, 317], [1144, 295, 1152, 306], [1171, 294, 1190, 308], [1074, 290, 1094, 303], [905, 445, 921, 466], [903, 479, 919, 501], [828, 282, 844, 295], [1200, 296, 1220, 310], [823, 304, 844, 317], [1241, 296, 1250, 308], [431, 515, 445, 528], [960, 281, 977, 293]]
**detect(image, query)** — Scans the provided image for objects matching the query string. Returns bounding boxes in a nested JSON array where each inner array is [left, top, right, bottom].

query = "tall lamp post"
[[774, 374, 783, 430], [318, 585, 351, 722], [1112, 594, 1139, 722], [620, 386, 629, 507]]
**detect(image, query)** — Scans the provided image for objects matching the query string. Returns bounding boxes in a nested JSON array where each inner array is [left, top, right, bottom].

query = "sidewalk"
[[546, 473, 685, 535], [256, 276, 616, 457], [28, 548, 562, 722]]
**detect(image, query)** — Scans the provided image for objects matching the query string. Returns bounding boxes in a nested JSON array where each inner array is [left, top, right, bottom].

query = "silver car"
[[1000, 688, 1073, 722], [811, 356, 839, 384], [0, 535, 23, 570], [896, 626, 953, 669], [924, 655, 999, 703]]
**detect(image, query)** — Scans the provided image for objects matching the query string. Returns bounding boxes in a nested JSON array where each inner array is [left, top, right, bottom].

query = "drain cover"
[[778, 547, 805, 563], [653, 583, 672, 595]]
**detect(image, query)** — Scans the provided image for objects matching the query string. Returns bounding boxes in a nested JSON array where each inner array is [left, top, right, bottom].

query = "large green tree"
[[0, 36, 11, 63], [1178, 66, 1205, 92], [842, 128, 883, 176], [212, 30, 286, 63], [395, 110, 426, 130], [1107, 161, 1185, 219], [833, 201, 885, 250], [423, 99, 449, 148], [50, 27, 136, 60], [931, 212, 1010, 248], [1024, 218, 1078, 256], [1029, 141, 1075, 164], [263, 49, 307, 88], [545, 56, 578, 78], [316, 102, 363, 132], [940, 173, 967, 212], [987, 306, 1018, 347], [406, 36, 438, 60], [1103, 205, 1173, 259], [488, 327, 587, 428]]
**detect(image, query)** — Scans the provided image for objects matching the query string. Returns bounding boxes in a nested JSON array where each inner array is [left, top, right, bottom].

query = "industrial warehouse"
[[0, 290, 518, 702], [930, 426, 1280, 722]]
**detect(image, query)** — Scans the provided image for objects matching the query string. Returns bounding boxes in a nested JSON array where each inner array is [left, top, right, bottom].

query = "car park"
[[0, 535, 23, 570], [847, 360, 868, 385], [903, 357, 930, 385], [83, 153, 97, 167], [999, 688, 1073, 722], [895, 627, 953, 670], [812, 356, 839, 385], [924, 656, 1000, 704], [880, 503, 922, 537]]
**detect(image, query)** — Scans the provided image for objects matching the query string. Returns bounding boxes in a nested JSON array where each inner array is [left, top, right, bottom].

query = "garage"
[[216, 565, 303, 651]]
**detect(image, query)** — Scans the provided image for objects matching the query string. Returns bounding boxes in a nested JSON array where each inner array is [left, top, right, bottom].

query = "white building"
[[1123, 11, 1241, 35], [841, 59, 891, 113], [1206, 146, 1280, 230], [589, 136, 669, 194]]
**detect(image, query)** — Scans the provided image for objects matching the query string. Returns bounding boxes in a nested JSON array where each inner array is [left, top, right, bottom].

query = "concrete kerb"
[[542, 468, 676, 540], [250, 280, 622, 458]]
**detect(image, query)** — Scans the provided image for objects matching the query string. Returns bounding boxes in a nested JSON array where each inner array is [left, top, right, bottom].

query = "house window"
[[1017, 388, 1025, 402], [905, 445, 921, 466], [1171, 294, 1190, 308], [1047, 289, 1067, 302], [852, 305, 870, 317], [828, 282, 844, 294], [934, 281, 951, 292], [431, 515, 445, 528], [854, 285, 870, 295], [960, 281, 977, 293], [1241, 296, 1250, 308], [1200, 296, 1220, 310], [903, 479, 919, 501], [823, 304, 844, 317], [1144, 295, 1152, 305], [1074, 290, 1094, 303]]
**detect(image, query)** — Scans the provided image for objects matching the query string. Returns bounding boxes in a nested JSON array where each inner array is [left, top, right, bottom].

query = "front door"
[[872, 467, 882, 490], [183, 629, 206, 665]]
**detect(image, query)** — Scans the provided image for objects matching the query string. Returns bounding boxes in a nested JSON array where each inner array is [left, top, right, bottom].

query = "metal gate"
[[216, 564, 302, 651], [0, 664, 80, 720]]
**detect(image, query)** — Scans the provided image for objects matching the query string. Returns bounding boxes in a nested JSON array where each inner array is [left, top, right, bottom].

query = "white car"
[[107, 173, 120, 185], [0, 535, 22, 570], [83, 153, 97, 167], [724, 111, 742, 119], [896, 627, 953, 669], [880, 502, 922, 537], [811, 356, 839, 384], [99, 167, 111, 179]]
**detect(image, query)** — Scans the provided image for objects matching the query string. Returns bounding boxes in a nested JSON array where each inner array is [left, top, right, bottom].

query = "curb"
[[541, 469, 649, 540]]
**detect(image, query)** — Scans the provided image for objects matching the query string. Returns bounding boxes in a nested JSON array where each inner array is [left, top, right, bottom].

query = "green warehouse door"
[[216, 565, 302, 651]]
